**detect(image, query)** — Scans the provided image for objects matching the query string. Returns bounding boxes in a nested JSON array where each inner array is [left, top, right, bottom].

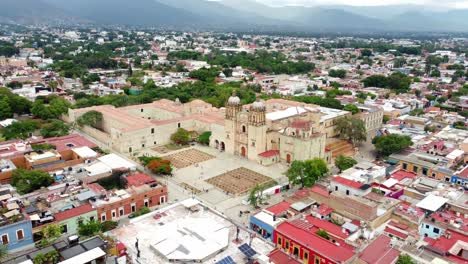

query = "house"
[[91, 173, 168, 222], [250, 201, 290, 241], [330, 176, 372, 197], [54, 204, 98, 235], [357, 235, 400, 264], [273, 218, 355, 264], [424, 229, 468, 263], [0, 220, 34, 252]]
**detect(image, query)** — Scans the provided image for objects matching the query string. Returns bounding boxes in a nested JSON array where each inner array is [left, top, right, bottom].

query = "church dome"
[[227, 92, 241, 105], [252, 100, 265, 111]]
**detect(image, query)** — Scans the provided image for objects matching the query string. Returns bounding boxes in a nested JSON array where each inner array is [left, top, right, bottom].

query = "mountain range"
[[1, 0, 467, 32]]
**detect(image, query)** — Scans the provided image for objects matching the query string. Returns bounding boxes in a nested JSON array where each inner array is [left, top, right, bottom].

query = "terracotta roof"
[[259, 150, 280, 158], [268, 249, 301, 264], [126, 173, 156, 187], [456, 165, 468, 178], [317, 204, 333, 216], [359, 235, 400, 264], [304, 215, 349, 239], [384, 227, 408, 239], [310, 185, 330, 197], [332, 176, 364, 189], [32, 134, 97, 152], [265, 201, 291, 215], [390, 170, 416, 181], [424, 229, 468, 254], [54, 204, 95, 222]]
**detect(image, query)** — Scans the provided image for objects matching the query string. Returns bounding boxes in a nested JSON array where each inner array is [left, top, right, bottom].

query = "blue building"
[[0, 220, 34, 252], [419, 221, 445, 239], [450, 175, 468, 188]]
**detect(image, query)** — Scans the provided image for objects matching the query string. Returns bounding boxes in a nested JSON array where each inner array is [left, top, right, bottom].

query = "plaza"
[[206, 167, 274, 195]]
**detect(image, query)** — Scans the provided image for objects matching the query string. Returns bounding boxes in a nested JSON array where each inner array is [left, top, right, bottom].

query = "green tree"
[[286, 159, 328, 188], [361, 49, 373, 57], [372, 134, 413, 157], [335, 117, 367, 146], [409, 108, 425, 117], [328, 69, 346, 78], [40, 120, 70, 138], [77, 110, 103, 128], [0, 96, 12, 120], [247, 184, 266, 208], [170, 128, 191, 145], [453, 121, 466, 130], [11, 169, 55, 194], [197, 131, 212, 145], [33, 253, 47, 264], [31, 100, 53, 120], [335, 155, 358, 172], [40, 224, 61, 247], [78, 219, 102, 237], [344, 104, 359, 115], [2, 119, 40, 140], [396, 254, 416, 264], [45, 250, 60, 264]]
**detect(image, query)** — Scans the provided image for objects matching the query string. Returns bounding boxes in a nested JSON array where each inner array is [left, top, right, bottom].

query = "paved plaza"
[[206, 167, 274, 195]]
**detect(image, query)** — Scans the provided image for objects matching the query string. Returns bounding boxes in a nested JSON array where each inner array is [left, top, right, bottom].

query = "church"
[[68, 93, 379, 166]]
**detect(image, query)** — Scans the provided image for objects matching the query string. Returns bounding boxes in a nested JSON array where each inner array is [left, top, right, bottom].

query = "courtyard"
[[163, 148, 215, 168], [206, 167, 274, 195]]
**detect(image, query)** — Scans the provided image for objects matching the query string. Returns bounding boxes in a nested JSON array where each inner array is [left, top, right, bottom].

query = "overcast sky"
[[256, 0, 468, 8]]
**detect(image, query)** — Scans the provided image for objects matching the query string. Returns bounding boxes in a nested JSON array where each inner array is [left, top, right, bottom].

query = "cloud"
[[257, 0, 468, 8]]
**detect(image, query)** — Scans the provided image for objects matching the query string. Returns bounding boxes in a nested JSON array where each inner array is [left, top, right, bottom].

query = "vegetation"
[[96, 171, 127, 190], [372, 134, 413, 157], [335, 116, 367, 146], [31, 143, 56, 151], [147, 159, 172, 175], [453, 121, 466, 130], [335, 155, 358, 172], [197, 131, 212, 145], [31, 97, 72, 120], [133, 206, 151, 217], [326, 89, 352, 99], [409, 108, 425, 117], [39, 224, 61, 247], [78, 220, 119, 237], [328, 69, 346, 78], [286, 159, 328, 188], [396, 254, 417, 264], [77, 110, 103, 128], [293, 96, 343, 110], [1, 119, 40, 140], [206, 50, 315, 74], [247, 184, 266, 208], [189, 67, 220, 82], [315, 230, 330, 239], [170, 128, 191, 145], [33, 249, 60, 264], [11, 169, 55, 194], [0, 244, 7, 260], [40, 120, 70, 138], [343, 104, 359, 114], [362, 72, 411, 93]]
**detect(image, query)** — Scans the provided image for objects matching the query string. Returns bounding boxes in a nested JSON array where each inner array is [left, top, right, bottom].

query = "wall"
[[96, 185, 168, 222], [419, 222, 444, 239], [0, 220, 34, 252], [58, 210, 98, 235]]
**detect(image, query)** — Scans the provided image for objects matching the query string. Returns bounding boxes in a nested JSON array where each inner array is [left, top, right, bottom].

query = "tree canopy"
[[77, 110, 103, 128], [362, 72, 411, 93], [335, 116, 367, 146], [286, 159, 328, 188], [170, 128, 191, 145], [335, 155, 358, 172], [1, 119, 40, 140], [11, 169, 55, 194], [372, 134, 413, 157]]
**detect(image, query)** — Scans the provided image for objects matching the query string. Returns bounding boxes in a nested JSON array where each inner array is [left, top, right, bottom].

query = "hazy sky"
[[256, 0, 468, 8]]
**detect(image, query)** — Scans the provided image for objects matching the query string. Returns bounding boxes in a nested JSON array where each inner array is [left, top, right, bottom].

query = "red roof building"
[[54, 204, 95, 222], [126, 173, 157, 187], [358, 235, 400, 264], [424, 229, 468, 263], [273, 218, 355, 264], [265, 201, 291, 216]]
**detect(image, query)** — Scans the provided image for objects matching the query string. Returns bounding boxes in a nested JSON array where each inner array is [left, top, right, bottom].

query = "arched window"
[[242, 125, 246, 133]]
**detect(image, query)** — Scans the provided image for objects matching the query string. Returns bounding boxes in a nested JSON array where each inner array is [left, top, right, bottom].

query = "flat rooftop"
[[110, 199, 274, 264]]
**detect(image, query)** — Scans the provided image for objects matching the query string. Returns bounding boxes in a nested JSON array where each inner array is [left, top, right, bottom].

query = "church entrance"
[[220, 142, 225, 151], [241, 146, 246, 157], [286, 154, 291, 164]]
